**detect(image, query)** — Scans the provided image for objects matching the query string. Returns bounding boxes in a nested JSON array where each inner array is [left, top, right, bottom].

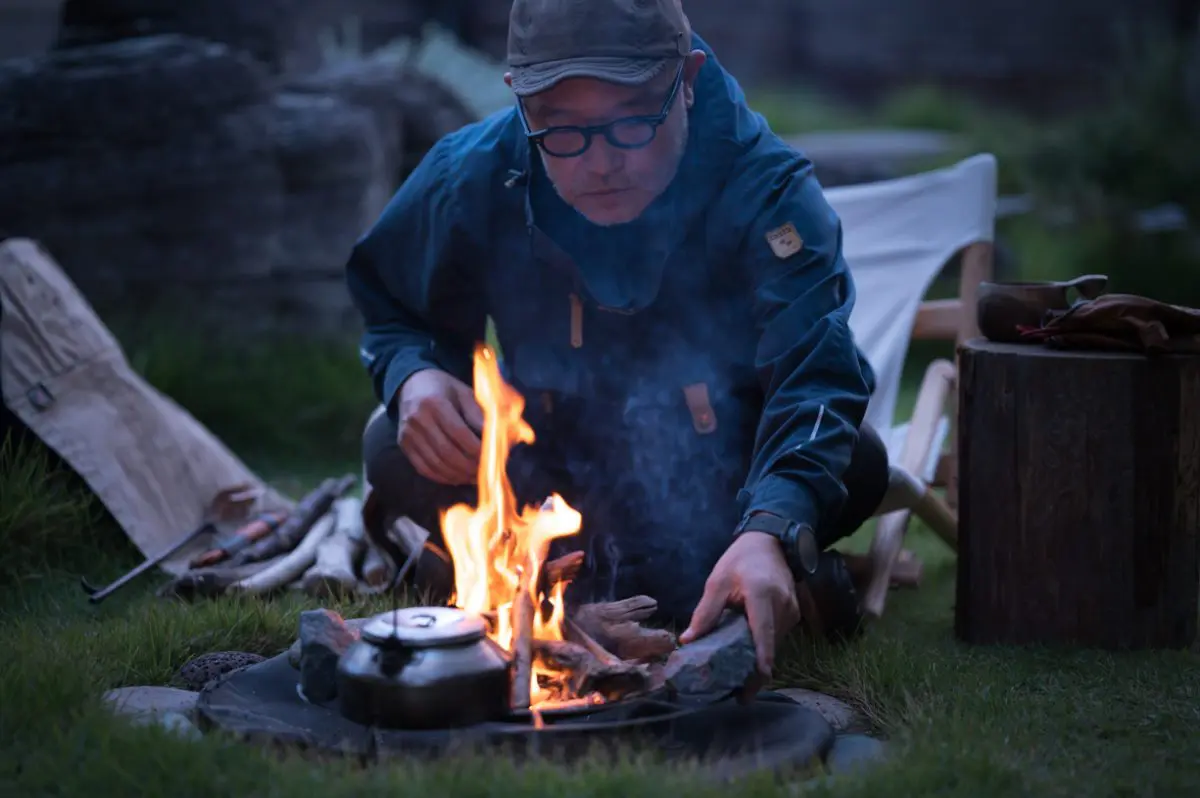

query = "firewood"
[[573, 595, 657, 628], [228, 514, 335, 595], [564, 618, 623, 666], [510, 571, 535, 710], [539, 551, 584, 592], [533, 639, 652, 701], [569, 596, 677, 662], [601, 621, 678, 661]]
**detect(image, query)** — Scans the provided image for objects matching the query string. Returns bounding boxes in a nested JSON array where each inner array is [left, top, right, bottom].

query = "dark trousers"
[[363, 409, 890, 625]]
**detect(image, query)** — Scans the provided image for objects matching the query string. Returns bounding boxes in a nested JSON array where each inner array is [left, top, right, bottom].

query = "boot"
[[798, 550, 865, 643]]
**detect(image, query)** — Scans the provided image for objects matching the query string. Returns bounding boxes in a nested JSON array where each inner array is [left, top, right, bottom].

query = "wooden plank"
[[912, 299, 962, 341]]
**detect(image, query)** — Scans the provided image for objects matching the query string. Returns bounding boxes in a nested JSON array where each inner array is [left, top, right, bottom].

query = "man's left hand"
[[679, 531, 801, 682]]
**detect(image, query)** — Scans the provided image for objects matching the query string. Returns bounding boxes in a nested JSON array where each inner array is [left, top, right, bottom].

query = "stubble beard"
[[547, 115, 690, 228]]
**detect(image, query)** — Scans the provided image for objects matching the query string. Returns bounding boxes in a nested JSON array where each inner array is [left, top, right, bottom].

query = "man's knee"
[[828, 423, 891, 543], [362, 407, 463, 515], [363, 406, 407, 493]]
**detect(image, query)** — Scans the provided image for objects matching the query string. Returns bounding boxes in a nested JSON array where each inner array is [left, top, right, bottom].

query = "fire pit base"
[[195, 654, 838, 779]]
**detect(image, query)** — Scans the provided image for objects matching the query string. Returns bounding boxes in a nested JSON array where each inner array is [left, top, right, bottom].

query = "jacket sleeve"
[[345, 137, 487, 417], [736, 159, 875, 542]]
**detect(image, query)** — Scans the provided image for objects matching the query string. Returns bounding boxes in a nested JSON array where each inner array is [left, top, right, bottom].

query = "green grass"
[[1, 330, 1197, 797]]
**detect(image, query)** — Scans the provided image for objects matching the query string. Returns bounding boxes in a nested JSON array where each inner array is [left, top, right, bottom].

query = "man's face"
[[510, 52, 706, 226]]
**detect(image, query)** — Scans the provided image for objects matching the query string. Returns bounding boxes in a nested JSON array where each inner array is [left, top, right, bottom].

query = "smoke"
[[520, 295, 760, 623]]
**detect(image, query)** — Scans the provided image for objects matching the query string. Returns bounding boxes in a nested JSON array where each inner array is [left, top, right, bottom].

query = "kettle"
[[336, 606, 512, 729]]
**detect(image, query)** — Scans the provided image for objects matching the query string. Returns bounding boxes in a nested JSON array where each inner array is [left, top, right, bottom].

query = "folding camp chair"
[[824, 153, 998, 618]]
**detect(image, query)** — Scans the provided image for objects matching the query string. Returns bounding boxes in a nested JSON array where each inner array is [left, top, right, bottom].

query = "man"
[[348, 0, 890, 682]]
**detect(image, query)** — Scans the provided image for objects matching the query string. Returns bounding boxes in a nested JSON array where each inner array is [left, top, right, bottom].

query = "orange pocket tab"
[[682, 383, 718, 435], [568, 293, 583, 349]]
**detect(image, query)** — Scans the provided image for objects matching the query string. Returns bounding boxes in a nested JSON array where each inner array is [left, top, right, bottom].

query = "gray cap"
[[507, 0, 691, 97]]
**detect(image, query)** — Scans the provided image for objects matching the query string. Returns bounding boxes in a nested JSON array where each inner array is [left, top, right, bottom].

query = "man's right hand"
[[396, 369, 484, 486]]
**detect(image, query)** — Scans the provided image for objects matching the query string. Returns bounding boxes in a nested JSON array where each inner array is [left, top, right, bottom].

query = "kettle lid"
[[361, 606, 489, 648]]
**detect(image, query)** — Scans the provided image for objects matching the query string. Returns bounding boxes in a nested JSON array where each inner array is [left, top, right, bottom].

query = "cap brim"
[[510, 56, 670, 97]]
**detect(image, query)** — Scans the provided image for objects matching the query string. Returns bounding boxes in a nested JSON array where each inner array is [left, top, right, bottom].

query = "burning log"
[[509, 570, 536, 710], [570, 596, 678, 662], [564, 618, 623, 667], [539, 551, 584, 594], [533, 639, 652, 701], [574, 594, 657, 626]]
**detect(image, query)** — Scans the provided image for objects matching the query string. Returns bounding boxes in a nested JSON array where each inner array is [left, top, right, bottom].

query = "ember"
[[440, 344, 583, 709]]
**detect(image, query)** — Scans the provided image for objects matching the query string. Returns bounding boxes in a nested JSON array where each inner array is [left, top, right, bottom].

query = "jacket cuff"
[[382, 352, 441, 421], [740, 474, 821, 536]]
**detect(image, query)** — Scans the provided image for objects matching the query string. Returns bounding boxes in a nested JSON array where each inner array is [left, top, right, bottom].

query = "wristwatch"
[[733, 512, 821, 578]]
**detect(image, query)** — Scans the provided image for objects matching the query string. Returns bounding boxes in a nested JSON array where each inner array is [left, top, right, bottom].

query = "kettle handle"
[[379, 645, 415, 679]]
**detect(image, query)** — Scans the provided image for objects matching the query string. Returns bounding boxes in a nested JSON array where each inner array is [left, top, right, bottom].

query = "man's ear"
[[682, 50, 707, 107], [504, 72, 514, 88]]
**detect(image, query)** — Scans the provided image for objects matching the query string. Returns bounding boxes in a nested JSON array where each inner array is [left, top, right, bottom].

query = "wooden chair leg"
[[912, 484, 957, 550], [862, 510, 913, 618], [863, 358, 957, 618]]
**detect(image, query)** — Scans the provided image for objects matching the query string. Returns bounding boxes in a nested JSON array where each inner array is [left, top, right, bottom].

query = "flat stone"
[[130, 710, 203, 741], [825, 734, 887, 776], [775, 687, 867, 733], [662, 612, 757, 700], [104, 686, 199, 718], [298, 608, 359, 704]]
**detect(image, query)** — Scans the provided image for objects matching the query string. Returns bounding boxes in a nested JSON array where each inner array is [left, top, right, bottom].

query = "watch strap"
[[736, 512, 793, 538]]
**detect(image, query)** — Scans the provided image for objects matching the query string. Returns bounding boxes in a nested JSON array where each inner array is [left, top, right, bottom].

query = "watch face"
[[794, 526, 820, 575]]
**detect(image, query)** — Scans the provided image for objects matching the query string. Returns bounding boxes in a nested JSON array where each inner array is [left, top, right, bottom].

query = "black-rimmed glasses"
[[518, 60, 685, 158]]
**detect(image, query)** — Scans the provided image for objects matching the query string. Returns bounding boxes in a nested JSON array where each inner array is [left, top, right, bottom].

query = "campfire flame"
[[441, 345, 582, 707]]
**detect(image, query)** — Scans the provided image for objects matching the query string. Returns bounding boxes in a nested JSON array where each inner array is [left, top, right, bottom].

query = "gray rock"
[[287, 614, 378, 668], [661, 612, 757, 699], [775, 687, 868, 733], [174, 651, 266, 692], [298, 609, 360, 703], [104, 686, 199, 718], [56, 0, 308, 75], [269, 91, 390, 277], [0, 35, 271, 152], [0, 38, 284, 299], [283, 53, 476, 187], [825, 734, 887, 776]]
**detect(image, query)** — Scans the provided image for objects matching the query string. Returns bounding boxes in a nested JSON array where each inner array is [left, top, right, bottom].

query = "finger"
[[454, 385, 486, 434], [404, 435, 456, 485], [432, 398, 482, 461], [743, 592, 777, 679], [402, 428, 459, 485], [679, 580, 728, 645], [412, 414, 478, 482]]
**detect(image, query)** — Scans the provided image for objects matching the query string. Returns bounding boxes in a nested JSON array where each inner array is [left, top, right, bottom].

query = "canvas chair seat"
[[826, 153, 997, 473]]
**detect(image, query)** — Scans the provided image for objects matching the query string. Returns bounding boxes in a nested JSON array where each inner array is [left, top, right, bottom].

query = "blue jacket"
[[347, 35, 875, 550]]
